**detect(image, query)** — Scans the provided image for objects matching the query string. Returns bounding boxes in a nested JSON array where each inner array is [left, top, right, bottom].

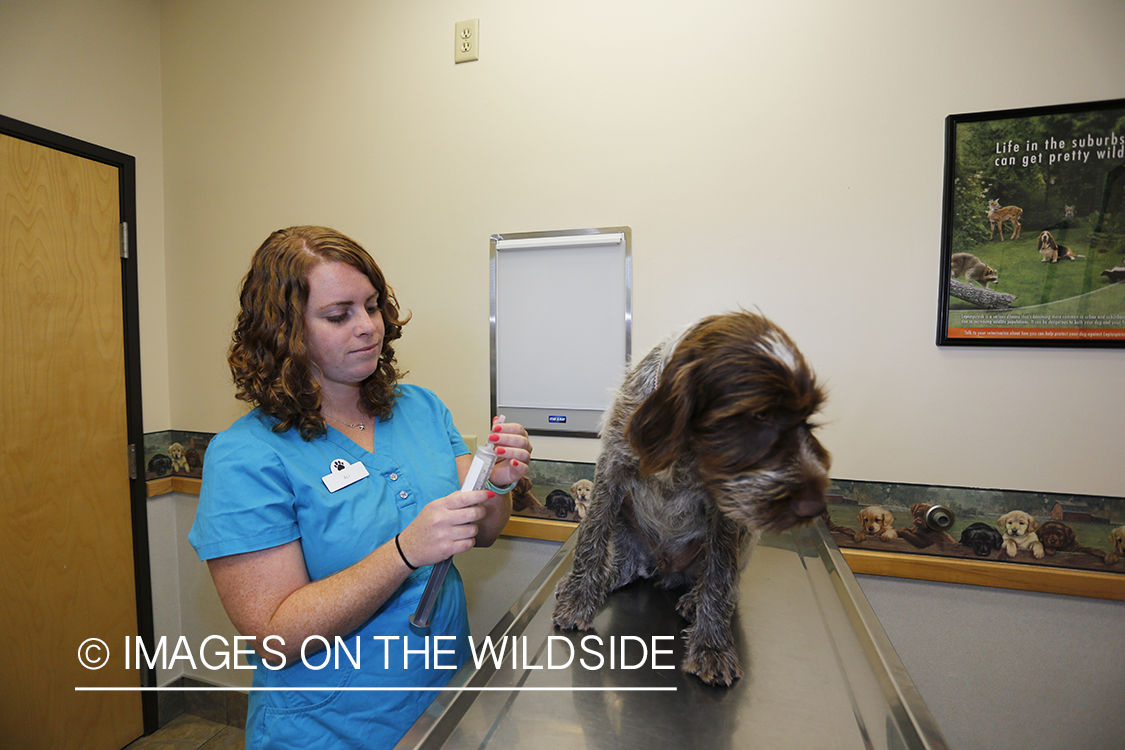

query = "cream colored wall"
[[160, 0, 1125, 498], [0, 0, 171, 431]]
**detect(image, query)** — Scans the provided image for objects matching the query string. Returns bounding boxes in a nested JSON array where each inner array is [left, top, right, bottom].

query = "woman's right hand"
[[395, 489, 497, 568]]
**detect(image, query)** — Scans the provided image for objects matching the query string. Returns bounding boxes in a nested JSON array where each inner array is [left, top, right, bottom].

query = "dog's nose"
[[793, 495, 826, 518]]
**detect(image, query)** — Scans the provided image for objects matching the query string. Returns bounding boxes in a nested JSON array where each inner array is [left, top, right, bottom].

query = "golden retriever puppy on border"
[[853, 505, 898, 543], [569, 479, 594, 519], [1107, 526, 1125, 565], [997, 510, 1045, 559]]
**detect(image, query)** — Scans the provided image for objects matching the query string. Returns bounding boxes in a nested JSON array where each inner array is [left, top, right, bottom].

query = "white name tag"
[[322, 458, 370, 493]]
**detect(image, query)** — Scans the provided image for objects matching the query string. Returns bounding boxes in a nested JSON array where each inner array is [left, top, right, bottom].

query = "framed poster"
[[490, 227, 631, 437], [937, 98, 1125, 347]]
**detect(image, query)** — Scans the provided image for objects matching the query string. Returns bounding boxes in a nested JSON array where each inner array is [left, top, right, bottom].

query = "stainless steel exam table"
[[398, 521, 949, 750]]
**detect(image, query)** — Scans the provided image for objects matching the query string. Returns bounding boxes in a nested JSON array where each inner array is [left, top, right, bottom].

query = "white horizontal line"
[[76, 686, 676, 692], [494, 232, 625, 251]]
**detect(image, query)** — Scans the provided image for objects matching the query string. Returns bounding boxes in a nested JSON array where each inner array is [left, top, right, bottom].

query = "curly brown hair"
[[228, 226, 410, 440]]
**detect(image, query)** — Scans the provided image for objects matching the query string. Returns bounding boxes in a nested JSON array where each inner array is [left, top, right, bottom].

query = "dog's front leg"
[[680, 512, 745, 686], [552, 461, 629, 631]]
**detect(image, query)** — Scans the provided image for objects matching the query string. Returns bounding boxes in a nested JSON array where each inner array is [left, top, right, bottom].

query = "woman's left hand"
[[487, 416, 532, 487]]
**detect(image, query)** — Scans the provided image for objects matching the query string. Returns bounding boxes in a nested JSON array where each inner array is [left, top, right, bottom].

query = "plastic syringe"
[[408, 438, 498, 630]]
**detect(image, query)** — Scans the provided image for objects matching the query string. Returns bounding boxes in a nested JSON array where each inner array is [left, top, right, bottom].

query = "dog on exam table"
[[552, 310, 830, 686]]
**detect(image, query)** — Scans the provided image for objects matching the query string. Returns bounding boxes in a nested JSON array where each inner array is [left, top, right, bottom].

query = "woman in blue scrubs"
[[189, 226, 532, 749]]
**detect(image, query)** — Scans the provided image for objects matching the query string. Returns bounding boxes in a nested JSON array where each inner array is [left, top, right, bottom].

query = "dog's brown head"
[[1037, 520, 1075, 550], [625, 311, 830, 532], [511, 477, 539, 512]]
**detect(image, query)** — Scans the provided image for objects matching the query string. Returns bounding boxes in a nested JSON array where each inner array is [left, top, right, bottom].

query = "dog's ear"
[[626, 357, 700, 475], [1027, 515, 1040, 532], [882, 509, 894, 526]]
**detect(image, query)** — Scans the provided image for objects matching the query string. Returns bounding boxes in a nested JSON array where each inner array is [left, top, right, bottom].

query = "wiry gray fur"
[[552, 311, 830, 685]]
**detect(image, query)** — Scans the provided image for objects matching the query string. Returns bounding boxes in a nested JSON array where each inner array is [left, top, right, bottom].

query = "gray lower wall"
[[856, 573, 1125, 750]]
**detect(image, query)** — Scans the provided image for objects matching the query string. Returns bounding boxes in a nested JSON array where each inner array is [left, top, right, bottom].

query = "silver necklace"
[[329, 413, 367, 431]]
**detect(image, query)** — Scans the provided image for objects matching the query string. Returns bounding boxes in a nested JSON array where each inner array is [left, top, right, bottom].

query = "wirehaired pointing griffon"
[[552, 311, 830, 686]]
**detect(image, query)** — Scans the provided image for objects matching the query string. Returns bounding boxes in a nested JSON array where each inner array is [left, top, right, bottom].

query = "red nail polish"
[[487, 491, 496, 498], [496, 447, 506, 455]]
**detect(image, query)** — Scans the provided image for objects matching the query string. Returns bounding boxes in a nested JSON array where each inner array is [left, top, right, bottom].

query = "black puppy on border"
[[552, 311, 831, 686]]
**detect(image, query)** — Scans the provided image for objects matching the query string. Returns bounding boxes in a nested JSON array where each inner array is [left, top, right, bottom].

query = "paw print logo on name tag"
[[322, 458, 370, 493]]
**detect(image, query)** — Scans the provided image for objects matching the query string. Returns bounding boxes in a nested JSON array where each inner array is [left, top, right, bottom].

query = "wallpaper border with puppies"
[[144, 430, 211, 480], [143, 433, 1123, 599], [826, 478, 1124, 600]]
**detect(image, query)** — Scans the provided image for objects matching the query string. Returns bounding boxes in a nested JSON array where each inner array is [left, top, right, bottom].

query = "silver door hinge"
[[128, 443, 137, 480], [120, 221, 129, 259]]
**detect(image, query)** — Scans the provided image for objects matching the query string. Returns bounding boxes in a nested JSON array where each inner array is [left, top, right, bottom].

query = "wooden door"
[[1, 131, 144, 748]]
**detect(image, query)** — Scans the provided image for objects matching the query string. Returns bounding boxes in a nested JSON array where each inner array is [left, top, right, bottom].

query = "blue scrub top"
[[189, 385, 472, 749]]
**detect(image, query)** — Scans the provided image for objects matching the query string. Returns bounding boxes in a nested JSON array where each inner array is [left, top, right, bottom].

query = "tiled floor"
[[122, 714, 245, 750]]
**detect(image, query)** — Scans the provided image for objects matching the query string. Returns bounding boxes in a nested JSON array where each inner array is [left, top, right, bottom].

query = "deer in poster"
[[987, 199, 1023, 241]]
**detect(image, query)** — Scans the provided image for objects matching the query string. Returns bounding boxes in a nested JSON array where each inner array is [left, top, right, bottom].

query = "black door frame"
[[1, 113, 157, 735]]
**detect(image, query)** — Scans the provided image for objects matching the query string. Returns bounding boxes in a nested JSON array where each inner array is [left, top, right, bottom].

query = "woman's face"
[[304, 261, 385, 397]]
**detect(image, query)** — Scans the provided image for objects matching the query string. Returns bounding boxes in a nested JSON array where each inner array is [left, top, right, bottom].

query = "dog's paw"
[[551, 572, 599, 631], [675, 589, 699, 622], [682, 641, 743, 687]]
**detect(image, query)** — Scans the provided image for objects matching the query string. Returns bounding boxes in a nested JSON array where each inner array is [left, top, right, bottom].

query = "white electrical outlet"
[[455, 19, 479, 63]]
